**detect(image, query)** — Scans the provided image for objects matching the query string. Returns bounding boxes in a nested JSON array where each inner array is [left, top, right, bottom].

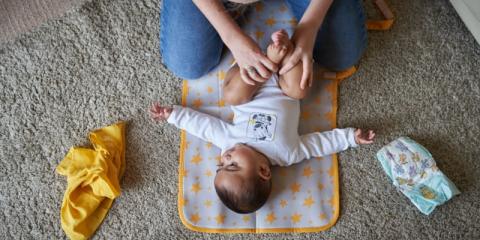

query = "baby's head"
[[214, 143, 272, 214]]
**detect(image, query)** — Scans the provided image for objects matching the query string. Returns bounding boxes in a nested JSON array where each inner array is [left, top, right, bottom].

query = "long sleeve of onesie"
[[297, 128, 358, 163], [167, 105, 233, 149]]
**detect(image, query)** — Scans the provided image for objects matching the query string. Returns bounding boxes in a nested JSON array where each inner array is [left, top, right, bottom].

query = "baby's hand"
[[150, 102, 173, 121], [354, 129, 375, 145]]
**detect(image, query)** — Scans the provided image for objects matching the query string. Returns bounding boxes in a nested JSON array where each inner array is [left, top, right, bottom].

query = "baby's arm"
[[150, 103, 232, 148], [297, 128, 375, 161]]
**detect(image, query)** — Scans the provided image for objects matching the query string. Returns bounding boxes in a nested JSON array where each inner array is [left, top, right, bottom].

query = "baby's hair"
[[215, 175, 271, 214]]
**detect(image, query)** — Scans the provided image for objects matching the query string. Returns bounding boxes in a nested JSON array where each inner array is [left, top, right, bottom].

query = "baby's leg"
[[267, 30, 309, 100], [223, 64, 263, 106]]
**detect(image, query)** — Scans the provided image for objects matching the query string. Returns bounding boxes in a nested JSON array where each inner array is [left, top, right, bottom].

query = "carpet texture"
[[0, 0, 87, 44], [1, 0, 479, 239]]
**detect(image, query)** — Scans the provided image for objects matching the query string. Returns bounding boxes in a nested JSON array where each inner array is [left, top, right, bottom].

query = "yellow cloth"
[[56, 122, 126, 240]]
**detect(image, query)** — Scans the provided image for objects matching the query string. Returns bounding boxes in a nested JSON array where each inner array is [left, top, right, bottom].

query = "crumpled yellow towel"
[[56, 122, 126, 240]]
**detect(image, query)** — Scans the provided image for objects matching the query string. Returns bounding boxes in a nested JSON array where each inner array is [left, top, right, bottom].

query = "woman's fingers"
[[259, 55, 278, 73], [300, 56, 312, 89], [254, 62, 271, 79], [279, 50, 301, 75], [240, 68, 256, 85], [246, 65, 266, 82]]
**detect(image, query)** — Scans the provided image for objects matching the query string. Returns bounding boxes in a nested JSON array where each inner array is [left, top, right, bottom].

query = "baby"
[[151, 29, 375, 214]]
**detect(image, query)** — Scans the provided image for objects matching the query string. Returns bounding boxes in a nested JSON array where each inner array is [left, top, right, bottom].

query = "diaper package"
[[376, 137, 460, 215]]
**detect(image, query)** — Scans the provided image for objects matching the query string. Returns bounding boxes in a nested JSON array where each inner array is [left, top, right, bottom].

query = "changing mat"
[[178, 0, 341, 233]]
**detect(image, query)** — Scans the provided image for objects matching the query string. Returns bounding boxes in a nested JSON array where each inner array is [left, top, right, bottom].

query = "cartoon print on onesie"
[[246, 113, 277, 141]]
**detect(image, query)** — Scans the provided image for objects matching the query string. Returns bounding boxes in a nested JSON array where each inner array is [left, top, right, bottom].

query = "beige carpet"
[[0, 0, 86, 44]]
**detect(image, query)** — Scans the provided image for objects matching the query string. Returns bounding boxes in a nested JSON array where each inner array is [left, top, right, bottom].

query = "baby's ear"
[[258, 164, 271, 181]]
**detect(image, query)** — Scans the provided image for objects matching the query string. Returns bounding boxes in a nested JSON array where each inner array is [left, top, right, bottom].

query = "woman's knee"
[[159, 0, 223, 79], [312, 0, 367, 71], [161, 58, 216, 79]]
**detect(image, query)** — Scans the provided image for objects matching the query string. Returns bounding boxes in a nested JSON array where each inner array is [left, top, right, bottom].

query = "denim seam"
[[357, 0, 368, 63], [159, 1, 168, 66]]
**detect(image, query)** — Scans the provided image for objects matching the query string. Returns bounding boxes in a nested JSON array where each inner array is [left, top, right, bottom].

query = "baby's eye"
[[227, 162, 238, 169]]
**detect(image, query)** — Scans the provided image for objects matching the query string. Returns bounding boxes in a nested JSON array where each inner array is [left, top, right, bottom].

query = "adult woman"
[[160, 0, 366, 89]]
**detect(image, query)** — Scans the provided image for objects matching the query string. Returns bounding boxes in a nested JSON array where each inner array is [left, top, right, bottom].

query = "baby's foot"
[[267, 29, 291, 64], [150, 102, 173, 121]]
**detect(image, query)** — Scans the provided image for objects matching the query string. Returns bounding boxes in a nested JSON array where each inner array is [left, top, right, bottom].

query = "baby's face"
[[214, 143, 270, 192]]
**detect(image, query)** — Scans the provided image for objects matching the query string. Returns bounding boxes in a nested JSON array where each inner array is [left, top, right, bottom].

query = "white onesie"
[[167, 74, 358, 166]]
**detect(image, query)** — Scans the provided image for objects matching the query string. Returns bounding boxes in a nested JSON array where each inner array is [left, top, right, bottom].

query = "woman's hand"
[[228, 33, 278, 85], [192, 0, 277, 85], [279, 25, 316, 90]]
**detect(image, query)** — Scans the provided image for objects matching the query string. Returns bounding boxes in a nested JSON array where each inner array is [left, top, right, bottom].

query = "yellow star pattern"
[[190, 213, 201, 224], [217, 99, 225, 107], [290, 182, 301, 194], [255, 30, 265, 41], [303, 196, 315, 207], [214, 214, 226, 224], [207, 86, 213, 94], [319, 213, 327, 220], [289, 18, 297, 27], [291, 213, 302, 224], [204, 199, 212, 208], [280, 199, 288, 208], [302, 166, 313, 178], [190, 153, 202, 164], [181, 169, 188, 178], [205, 142, 212, 149], [265, 17, 276, 26], [179, 197, 188, 207], [204, 169, 213, 177], [318, 182, 325, 191], [192, 98, 203, 109], [242, 215, 251, 223], [217, 70, 226, 81], [265, 212, 277, 224], [191, 182, 201, 194]]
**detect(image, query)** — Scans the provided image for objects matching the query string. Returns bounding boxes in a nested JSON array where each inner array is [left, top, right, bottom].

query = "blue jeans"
[[160, 0, 367, 79]]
